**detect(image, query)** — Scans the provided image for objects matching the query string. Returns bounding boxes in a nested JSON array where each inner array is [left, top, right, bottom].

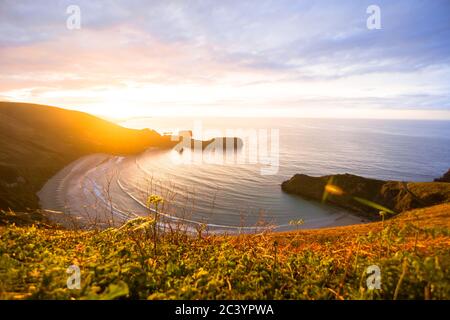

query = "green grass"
[[1, 102, 448, 300], [1, 204, 449, 300]]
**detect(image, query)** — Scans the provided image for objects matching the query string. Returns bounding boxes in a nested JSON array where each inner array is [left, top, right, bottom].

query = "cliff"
[[0, 102, 177, 210], [281, 172, 450, 219], [434, 169, 450, 183]]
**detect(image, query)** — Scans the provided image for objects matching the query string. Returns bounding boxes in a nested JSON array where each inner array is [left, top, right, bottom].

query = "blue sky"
[[0, 0, 449, 118]]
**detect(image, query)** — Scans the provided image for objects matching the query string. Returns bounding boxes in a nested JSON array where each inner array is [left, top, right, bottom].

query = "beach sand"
[[37, 152, 369, 231], [37, 154, 136, 229]]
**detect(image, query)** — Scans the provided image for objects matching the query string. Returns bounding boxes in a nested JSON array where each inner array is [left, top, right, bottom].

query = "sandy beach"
[[37, 153, 140, 229], [37, 150, 369, 231]]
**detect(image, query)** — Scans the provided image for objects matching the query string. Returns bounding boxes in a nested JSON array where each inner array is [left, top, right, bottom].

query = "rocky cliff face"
[[281, 173, 450, 219]]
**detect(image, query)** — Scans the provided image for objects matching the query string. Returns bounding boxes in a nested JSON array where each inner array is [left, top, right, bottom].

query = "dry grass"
[[0, 203, 449, 300]]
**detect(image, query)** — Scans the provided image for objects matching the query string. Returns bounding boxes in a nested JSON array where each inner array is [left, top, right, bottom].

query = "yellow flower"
[[194, 268, 209, 279], [146, 195, 164, 209]]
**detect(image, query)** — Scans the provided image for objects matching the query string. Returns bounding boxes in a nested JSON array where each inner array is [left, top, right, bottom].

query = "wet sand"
[[37, 154, 138, 229]]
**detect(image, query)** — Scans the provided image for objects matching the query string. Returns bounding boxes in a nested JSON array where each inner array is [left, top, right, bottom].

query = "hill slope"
[[0, 102, 176, 210], [0, 203, 449, 299]]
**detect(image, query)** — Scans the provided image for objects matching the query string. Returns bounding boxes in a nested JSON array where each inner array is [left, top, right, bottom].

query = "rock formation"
[[434, 169, 450, 183], [281, 173, 450, 219]]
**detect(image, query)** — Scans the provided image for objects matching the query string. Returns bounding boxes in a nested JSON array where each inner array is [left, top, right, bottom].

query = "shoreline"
[[38, 151, 183, 229], [37, 152, 370, 231], [37, 153, 134, 229]]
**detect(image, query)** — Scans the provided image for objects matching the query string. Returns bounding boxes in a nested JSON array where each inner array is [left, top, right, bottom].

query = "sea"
[[40, 118, 450, 232], [108, 118, 450, 232]]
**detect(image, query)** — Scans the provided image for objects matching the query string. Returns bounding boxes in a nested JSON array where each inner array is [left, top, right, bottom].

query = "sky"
[[1, 0, 450, 119]]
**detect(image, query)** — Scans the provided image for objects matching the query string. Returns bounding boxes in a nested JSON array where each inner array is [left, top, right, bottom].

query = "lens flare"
[[325, 184, 344, 196]]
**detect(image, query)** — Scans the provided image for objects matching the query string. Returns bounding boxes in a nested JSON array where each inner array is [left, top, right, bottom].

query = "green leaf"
[[99, 281, 129, 300]]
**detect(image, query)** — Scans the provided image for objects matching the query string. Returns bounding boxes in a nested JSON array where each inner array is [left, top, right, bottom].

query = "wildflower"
[[146, 195, 164, 209], [289, 219, 305, 226]]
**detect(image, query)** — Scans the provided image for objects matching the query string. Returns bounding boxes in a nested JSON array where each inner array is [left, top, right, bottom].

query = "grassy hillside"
[[0, 102, 176, 210], [0, 101, 448, 300], [0, 203, 449, 300]]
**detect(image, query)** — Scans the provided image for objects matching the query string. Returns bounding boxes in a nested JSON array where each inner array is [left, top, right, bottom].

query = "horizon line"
[[2, 100, 450, 121]]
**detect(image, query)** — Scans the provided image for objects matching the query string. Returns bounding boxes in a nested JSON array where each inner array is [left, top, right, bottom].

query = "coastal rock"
[[173, 136, 244, 151], [200, 137, 244, 150], [434, 169, 450, 183], [281, 173, 450, 219]]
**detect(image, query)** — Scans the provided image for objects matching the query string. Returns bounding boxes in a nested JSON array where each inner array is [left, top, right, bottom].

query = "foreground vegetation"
[[1, 102, 448, 300], [1, 204, 449, 300]]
